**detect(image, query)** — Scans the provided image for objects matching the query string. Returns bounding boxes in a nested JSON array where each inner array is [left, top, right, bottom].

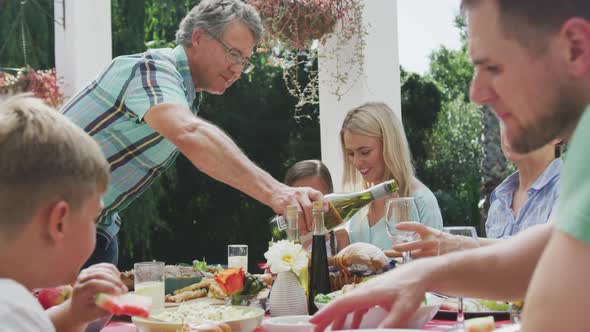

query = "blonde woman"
[[340, 102, 443, 249]]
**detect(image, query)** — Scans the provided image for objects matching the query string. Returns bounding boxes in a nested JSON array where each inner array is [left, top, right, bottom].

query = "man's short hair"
[[461, 0, 590, 53], [0, 94, 110, 234], [176, 0, 263, 46]]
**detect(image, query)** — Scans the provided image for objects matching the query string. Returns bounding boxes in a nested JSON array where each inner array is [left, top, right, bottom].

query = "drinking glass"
[[134, 261, 165, 314], [384, 197, 420, 264], [442, 226, 478, 329], [228, 244, 248, 272]]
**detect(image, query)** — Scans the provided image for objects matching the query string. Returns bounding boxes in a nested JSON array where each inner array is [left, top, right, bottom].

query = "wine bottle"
[[308, 201, 331, 315], [270, 179, 399, 241]]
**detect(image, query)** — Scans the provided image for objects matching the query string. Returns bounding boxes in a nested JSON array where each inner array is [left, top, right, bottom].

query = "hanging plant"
[[249, 0, 338, 51], [0, 67, 64, 108], [249, 0, 366, 110]]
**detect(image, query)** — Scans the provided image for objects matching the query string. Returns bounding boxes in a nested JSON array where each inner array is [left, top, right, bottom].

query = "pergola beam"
[[54, 0, 112, 99]]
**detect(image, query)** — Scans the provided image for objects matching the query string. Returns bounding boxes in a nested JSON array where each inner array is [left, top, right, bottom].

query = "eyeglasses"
[[207, 31, 255, 74]]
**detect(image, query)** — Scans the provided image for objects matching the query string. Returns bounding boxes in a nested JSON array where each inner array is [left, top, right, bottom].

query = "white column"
[[319, 0, 401, 192], [54, 0, 112, 100]]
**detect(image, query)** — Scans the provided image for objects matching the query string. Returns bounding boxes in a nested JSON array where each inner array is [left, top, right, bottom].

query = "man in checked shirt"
[[62, 0, 322, 267]]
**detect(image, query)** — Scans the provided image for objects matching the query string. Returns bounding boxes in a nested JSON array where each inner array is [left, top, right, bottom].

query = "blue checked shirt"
[[61, 46, 202, 240], [485, 158, 562, 238]]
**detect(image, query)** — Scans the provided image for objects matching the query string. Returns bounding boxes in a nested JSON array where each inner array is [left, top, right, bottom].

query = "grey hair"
[[176, 0, 263, 46]]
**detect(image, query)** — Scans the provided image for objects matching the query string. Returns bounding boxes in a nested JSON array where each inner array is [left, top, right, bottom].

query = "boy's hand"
[[69, 263, 128, 326], [48, 263, 128, 331]]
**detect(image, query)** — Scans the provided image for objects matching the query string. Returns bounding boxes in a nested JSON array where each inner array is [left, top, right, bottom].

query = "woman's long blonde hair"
[[340, 102, 415, 197]]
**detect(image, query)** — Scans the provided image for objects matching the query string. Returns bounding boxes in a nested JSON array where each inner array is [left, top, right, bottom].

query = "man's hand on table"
[[310, 259, 434, 331]]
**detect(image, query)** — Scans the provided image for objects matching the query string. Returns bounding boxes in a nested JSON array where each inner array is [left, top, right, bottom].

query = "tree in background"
[[400, 69, 442, 178]]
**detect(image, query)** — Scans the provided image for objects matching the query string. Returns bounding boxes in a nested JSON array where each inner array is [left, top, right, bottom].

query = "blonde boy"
[[0, 94, 127, 331]]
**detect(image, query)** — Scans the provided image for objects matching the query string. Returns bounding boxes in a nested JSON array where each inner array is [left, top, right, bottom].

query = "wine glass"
[[384, 197, 420, 264], [442, 226, 478, 329]]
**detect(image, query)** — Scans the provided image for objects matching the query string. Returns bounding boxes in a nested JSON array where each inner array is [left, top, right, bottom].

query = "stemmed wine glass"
[[384, 197, 420, 264], [442, 226, 478, 329]]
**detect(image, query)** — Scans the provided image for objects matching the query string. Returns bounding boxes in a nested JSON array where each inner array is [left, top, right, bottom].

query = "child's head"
[[0, 94, 110, 287], [284, 159, 333, 195], [340, 102, 414, 196]]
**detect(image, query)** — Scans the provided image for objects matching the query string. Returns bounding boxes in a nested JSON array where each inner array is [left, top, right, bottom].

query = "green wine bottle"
[[269, 179, 399, 241], [308, 201, 330, 314]]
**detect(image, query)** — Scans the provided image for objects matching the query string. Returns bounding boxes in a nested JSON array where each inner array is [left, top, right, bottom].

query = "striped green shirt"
[[62, 46, 202, 239]]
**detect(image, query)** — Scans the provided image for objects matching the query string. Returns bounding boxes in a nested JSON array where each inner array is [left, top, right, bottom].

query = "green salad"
[[475, 300, 510, 311], [314, 284, 360, 304], [314, 290, 343, 304]]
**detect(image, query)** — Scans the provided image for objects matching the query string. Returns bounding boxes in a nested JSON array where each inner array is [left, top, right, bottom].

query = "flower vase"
[[269, 271, 307, 316]]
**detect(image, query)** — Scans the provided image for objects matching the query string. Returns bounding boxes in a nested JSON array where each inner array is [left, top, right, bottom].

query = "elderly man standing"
[[62, 0, 322, 266], [311, 0, 590, 331]]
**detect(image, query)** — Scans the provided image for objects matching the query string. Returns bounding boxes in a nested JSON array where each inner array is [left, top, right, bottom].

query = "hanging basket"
[[250, 0, 342, 50]]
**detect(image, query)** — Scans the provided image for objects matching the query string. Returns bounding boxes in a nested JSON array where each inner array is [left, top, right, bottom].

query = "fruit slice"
[[37, 285, 73, 309], [465, 316, 495, 332], [95, 293, 151, 318]]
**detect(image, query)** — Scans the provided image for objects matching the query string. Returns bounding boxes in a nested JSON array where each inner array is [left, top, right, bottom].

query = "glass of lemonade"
[[227, 244, 248, 272], [134, 261, 165, 313]]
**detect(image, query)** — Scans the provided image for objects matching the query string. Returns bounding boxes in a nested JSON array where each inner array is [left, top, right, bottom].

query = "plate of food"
[[132, 302, 265, 332], [425, 293, 511, 321], [327, 243, 397, 292], [165, 277, 227, 307], [313, 286, 439, 330]]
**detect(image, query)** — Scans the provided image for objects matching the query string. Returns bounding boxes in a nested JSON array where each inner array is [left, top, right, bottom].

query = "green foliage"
[[400, 68, 442, 176], [0, 0, 54, 69], [119, 168, 176, 259], [111, 0, 200, 57], [111, 0, 147, 56], [428, 14, 473, 104], [428, 46, 473, 104], [423, 97, 482, 228]]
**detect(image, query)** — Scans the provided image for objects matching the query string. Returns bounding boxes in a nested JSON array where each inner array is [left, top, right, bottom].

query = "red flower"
[[214, 268, 245, 296]]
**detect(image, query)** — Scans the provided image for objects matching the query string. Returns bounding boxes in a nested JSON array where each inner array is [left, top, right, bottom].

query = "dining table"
[[100, 318, 513, 332]]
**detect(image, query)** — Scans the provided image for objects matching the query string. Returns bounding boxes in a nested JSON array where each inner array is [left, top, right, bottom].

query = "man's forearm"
[[428, 224, 552, 300], [173, 119, 280, 209]]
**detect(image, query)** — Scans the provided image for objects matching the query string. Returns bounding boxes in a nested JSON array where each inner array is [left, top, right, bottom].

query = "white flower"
[[264, 240, 308, 276]]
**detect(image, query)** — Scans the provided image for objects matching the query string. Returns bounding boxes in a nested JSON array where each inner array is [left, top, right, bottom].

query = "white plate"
[[261, 316, 431, 332], [311, 305, 438, 330], [262, 315, 314, 332]]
